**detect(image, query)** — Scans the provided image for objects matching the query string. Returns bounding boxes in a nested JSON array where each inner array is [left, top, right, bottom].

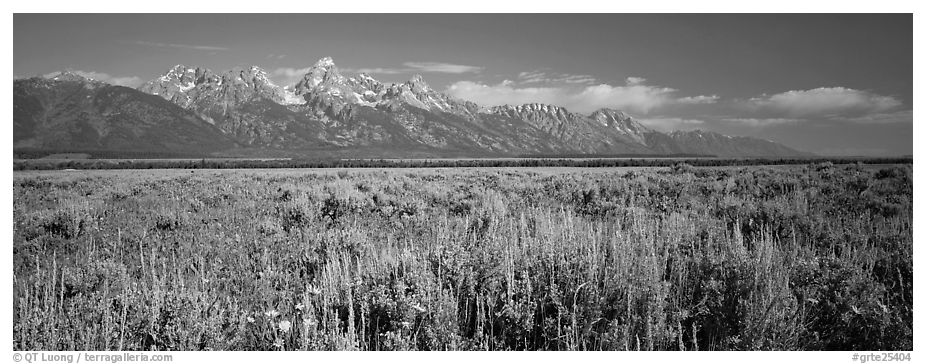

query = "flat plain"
[[12, 163, 912, 350]]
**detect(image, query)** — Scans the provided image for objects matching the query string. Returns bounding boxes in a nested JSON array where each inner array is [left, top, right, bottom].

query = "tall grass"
[[13, 164, 912, 350]]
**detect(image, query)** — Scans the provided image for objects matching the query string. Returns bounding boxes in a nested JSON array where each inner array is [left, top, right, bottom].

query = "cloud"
[[403, 62, 483, 74], [720, 112, 912, 127], [106, 76, 144, 88], [677, 95, 720, 104], [560, 75, 597, 84], [517, 70, 548, 84], [446, 81, 564, 107], [446, 77, 680, 114], [635, 117, 706, 131], [722, 117, 802, 127], [747, 87, 902, 118], [832, 110, 912, 124], [625, 77, 647, 86], [132, 40, 229, 51], [43, 70, 143, 87], [344, 62, 484, 75], [572, 83, 678, 114], [270, 67, 315, 85], [343, 67, 408, 75], [516, 70, 597, 85], [272, 67, 313, 78]]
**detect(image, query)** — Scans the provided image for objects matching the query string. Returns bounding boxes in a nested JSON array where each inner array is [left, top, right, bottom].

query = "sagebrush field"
[[13, 164, 912, 351]]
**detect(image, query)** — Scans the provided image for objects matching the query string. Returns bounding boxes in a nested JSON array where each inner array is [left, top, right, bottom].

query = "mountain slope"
[[486, 104, 654, 154], [14, 72, 238, 154], [138, 65, 329, 148], [643, 130, 812, 157]]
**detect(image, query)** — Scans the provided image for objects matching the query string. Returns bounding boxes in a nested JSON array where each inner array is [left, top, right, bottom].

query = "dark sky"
[[13, 14, 912, 156]]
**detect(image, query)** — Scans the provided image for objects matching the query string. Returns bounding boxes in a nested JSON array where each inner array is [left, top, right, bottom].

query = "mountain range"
[[14, 57, 810, 158]]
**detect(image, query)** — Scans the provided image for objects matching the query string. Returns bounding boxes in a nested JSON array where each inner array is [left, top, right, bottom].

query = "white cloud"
[[517, 70, 548, 84], [446, 78, 678, 114], [747, 87, 902, 118], [271, 67, 314, 86], [834, 110, 912, 124], [108, 76, 144, 88], [403, 62, 483, 74], [132, 40, 229, 51], [625, 77, 647, 86], [635, 117, 706, 131], [516, 70, 597, 85], [722, 117, 802, 127], [677, 95, 720, 104], [560, 75, 597, 84], [343, 62, 483, 75], [43, 70, 143, 88], [272, 67, 313, 78], [572, 83, 677, 114], [342, 67, 407, 75]]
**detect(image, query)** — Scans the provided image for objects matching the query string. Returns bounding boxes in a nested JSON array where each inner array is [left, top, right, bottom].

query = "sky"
[[13, 14, 912, 156]]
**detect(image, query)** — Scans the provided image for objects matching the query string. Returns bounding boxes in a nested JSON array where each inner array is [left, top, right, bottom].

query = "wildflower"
[[247, 316, 255, 323], [278, 320, 292, 333], [307, 286, 322, 295], [411, 303, 427, 313], [296, 303, 305, 311], [265, 309, 280, 318]]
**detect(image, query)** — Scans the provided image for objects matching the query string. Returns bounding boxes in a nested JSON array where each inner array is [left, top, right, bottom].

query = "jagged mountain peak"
[[161, 64, 209, 76], [492, 103, 574, 116], [406, 74, 431, 91], [314, 56, 336, 68], [168, 64, 192, 72], [293, 57, 346, 93], [227, 65, 268, 74], [223, 66, 275, 86], [353, 73, 383, 89], [150, 65, 215, 91], [308, 57, 340, 77], [138, 62, 291, 111]]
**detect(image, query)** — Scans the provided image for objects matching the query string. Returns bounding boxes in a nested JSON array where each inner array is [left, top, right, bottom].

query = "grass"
[[12, 163, 912, 351]]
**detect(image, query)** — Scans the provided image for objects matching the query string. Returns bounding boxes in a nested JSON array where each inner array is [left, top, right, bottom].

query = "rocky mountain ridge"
[[14, 58, 812, 158]]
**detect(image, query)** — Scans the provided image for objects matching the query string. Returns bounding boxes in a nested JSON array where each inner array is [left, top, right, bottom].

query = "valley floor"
[[12, 164, 913, 350]]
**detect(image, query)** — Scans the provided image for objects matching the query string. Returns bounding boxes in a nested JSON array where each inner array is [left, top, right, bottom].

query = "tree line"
[[12, 156, 913, 170]]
